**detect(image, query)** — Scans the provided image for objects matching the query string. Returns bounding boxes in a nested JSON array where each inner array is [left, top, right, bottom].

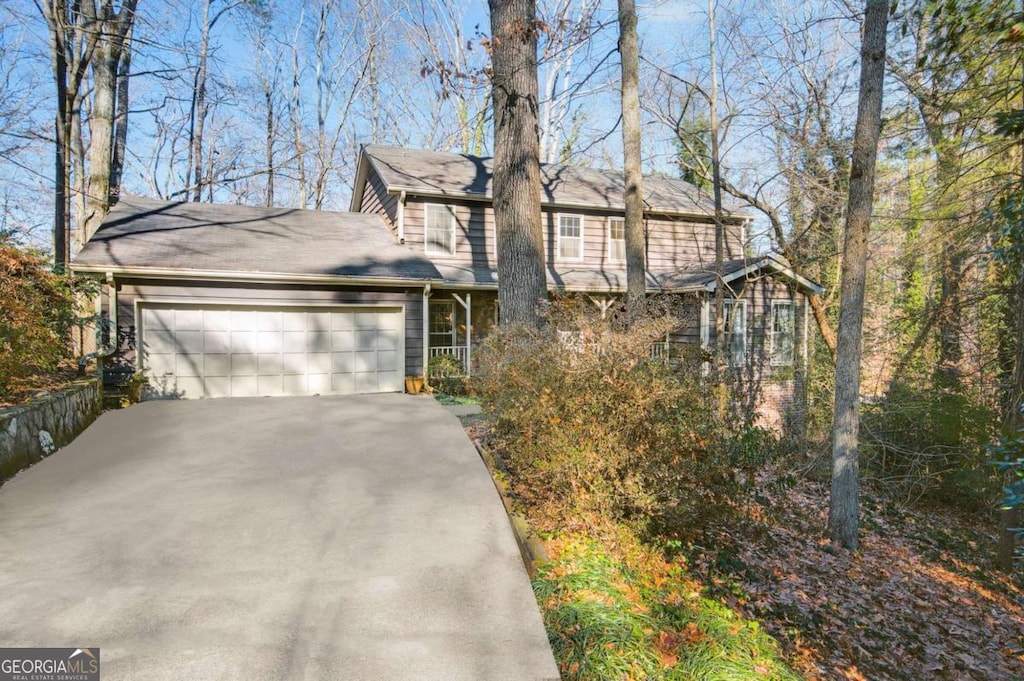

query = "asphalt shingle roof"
[[361, 145, 748, 219], [74, 197, 441, 281]]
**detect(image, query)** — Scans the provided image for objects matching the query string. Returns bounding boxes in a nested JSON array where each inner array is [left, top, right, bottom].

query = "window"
[[425, 204, 456, 254], [429, 301, 455, 346], [723, 299, 746, 367], [770, 301, 795, 366], [558, 214, 584, 261], [607, 217, 625, 263]]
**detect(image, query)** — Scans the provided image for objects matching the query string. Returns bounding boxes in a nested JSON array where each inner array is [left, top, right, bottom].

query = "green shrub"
[[476, 297, 765, 539], [0, 244, 89, 398], [427, 353, 468, 395], [861, 381, 999, 510]]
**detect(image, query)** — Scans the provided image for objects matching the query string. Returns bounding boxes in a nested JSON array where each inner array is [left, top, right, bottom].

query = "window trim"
[[769, 300, 796, 366], [556, 213, 585, 262], [424, 203, 457, 255], [607, 216, 625, 264], [428, 299, 456, 347]]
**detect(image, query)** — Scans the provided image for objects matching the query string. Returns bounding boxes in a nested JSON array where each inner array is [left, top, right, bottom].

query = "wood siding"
[[360, 169, 399, 235], [358, 165, 746, 284], [114, 279, 424, 376]]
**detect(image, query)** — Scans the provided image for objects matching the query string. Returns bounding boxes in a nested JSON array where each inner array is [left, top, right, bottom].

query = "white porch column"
[[422, 286, 432, 382], [450, 292, 472, 378]]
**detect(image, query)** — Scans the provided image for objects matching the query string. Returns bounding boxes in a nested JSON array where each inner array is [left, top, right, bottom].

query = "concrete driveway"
[[0, 394, 558, 680]]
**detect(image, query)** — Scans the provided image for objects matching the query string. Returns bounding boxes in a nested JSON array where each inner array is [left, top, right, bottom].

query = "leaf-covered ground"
[[688, 476, 1024, 681], [467, 420, 1024, 680]]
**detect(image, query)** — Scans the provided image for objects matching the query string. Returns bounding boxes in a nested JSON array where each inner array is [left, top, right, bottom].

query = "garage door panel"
[[205, 354, 230, 376], [145, 330, 178, 354], [205, 376, 231, 398], [308, 353, 331, 373], [141, 304, 403, 399], [176, 376, 206, 398], [331, 313, 354, 331], [257, 332, 282, 353], [231, 354, 256, 375], [176, 331, 204, 354], [258, 375, 283, 396], [355, 312, 378, 329], [204, 309, 231, 331], [282, 331, 306, 353], [332, 352, 353, 373], [354, 351, 377, 372], [282, 374, 307, 395], [230, 310, 256, 331], [177, 353, 204, 377], [332, 330, 355, 351], [308, 374, 329, 393], [175, 309, 204, 331], [204, 330, 231, 353], [331, 374, 355, 394], [257, 311, 282, 331], [231, 376, 258, 396], [258, 353, 283, 375], [283, 353, 307, 374]]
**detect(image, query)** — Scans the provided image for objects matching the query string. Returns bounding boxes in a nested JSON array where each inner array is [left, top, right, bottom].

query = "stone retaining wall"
[[0, 379, 103, 483]]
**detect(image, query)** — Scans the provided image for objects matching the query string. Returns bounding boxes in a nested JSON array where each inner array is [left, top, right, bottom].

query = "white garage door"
[[140, 304, 404, 398]]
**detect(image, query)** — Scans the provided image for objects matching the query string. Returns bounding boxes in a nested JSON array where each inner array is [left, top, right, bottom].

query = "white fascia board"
[[71, 264, 436, 288], [703, 255, 823, 296]]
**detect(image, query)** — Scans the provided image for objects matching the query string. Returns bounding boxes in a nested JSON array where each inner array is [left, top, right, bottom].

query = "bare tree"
[[489, 0, 547, 326], [829, 0, 889, 551]]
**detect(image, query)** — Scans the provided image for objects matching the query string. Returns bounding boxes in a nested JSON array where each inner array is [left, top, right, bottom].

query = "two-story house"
[[73, 145, 820, 426]]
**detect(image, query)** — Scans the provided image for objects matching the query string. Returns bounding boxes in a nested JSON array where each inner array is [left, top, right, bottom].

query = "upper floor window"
[[425, 204, 456, 255], [558, 214, 584, 261], [770, 301, 795, 366], [724, 299, 747, 367], [607, 217, 625, 263]]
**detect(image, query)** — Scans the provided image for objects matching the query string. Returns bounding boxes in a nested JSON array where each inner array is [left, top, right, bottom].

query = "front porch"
[[424, 290, 498, 380]]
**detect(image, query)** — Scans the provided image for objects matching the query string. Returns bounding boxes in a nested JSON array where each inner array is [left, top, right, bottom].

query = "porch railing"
[[428, 345, 470, 377]]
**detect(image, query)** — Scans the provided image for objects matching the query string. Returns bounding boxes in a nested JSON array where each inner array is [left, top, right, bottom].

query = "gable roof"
[[73, 197, 442, 283], [653, 254, 823, 296], [351, 145, 750, 221]]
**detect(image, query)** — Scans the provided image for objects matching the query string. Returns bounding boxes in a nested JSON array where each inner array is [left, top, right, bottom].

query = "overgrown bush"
[[861, 380, 999, 510], [475, 296, 772, 540], [0, 243, 89, 398], [427, 352, 468, 395]]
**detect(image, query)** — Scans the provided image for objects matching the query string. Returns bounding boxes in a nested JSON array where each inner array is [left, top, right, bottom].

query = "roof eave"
[[71, 263, 439, 288]]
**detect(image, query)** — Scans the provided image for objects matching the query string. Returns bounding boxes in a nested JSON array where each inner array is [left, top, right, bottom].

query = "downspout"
[[78, 272, 118, 372], [397, 191, 407, 243]]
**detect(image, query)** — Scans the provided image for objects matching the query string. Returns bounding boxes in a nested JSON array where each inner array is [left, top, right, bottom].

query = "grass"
[[433, 392, 480, 406], [533, 534, 801, 680]]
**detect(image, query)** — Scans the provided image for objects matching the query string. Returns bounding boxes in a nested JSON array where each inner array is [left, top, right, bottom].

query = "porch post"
[[450, 292, 472, 378], [422, 286, 431, 384]]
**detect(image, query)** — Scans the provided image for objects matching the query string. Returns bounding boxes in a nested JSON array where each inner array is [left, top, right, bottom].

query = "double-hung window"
[[770, 301, 795, 366], [558, 214, 584, 261], [425, 204, 456, 255], [429, 300, 456, 347], [607, 217, 625, 263], [723, 299, 747, 367]]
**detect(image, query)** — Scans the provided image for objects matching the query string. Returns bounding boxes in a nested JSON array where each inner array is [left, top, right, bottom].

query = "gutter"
[[70, 264, 440, 288]]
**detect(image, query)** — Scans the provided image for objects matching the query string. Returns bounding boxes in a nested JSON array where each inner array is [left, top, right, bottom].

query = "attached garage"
[[140, 304, 405, 398]]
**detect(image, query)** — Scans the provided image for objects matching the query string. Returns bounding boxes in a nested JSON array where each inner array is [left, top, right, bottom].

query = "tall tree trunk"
[[828, 0, 889, 551], [110, 21, 133, 204], [47, 0, 70, 271], [618, 0, 645, 313], [190, 0, 212, 202], [489, 0, 547, 327], [708, 0, 727, 402]]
